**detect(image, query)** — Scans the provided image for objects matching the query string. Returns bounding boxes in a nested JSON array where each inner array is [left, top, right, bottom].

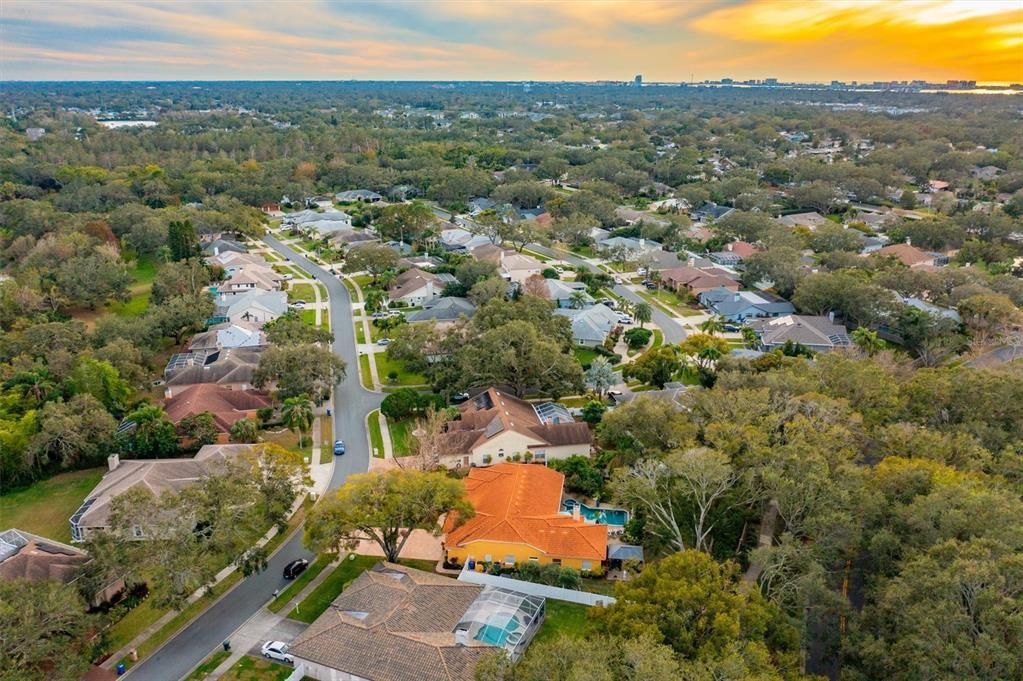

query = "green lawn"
[[367, 410, 385, 458], [388, 417, 414, 456], [358, 354, 374, 389], [299, 309, 317, 326], [289, 554, 381, 623], [287, 283, 316, 303], [341, 277, 359, 300], [184, 649, 231, 680], [355, 322, 366, 344], [573, 347, 600, 368], [532, 600, 595, 646], [109, 290, 151, 318], [375, 353, 427, 386], [220, 655, 293, 681], [651, 329, 664, 349], [558, 396, 591, 408], [570, 245, 597, 258], [522, 248, 552, 262], [268, 554, 331, 613], [319, 417, 333, 465], [353, 274, 374, 289], [0, 468, 104, 542]]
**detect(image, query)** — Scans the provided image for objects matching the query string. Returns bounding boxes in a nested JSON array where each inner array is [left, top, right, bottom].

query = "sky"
[[2, 0, 1021, 83]]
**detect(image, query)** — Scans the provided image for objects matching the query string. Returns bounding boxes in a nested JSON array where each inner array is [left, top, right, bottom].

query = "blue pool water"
[[561, 499, 629, 526], [475, 615, 520, 646]]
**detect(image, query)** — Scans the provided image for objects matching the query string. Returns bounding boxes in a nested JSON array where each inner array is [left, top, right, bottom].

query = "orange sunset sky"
[[1, 0, 1021, 82]]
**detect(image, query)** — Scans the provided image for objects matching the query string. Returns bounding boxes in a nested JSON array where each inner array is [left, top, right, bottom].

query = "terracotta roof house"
[[289, 562, 545, 681], [387, 268, 457, 307], [660, 266, 741, 296], [748, 315, 852, 353], [875, 243, 947, 268], [777, 212, 830, 230], [708, 241, 759, 267], [163, 348, 264, 397], [443, 463, 608, 572], [438, 388, 591, 468], [69, 445, 254, 542], [164, 384, 271, 437]]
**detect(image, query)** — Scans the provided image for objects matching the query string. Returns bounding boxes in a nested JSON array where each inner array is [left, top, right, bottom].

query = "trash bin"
[[116, 663, 126, 676], [223, 640, 231, 652], [326, 408, 332, 416]]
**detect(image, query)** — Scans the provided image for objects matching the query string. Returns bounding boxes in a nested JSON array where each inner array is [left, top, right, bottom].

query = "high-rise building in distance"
[[634, 74, 642, 87]]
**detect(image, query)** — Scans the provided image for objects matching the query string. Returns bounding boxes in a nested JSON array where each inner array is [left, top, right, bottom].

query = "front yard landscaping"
[[219, 655, 292, 681], [530, 600, 594, 646], [387, 417, 414, 456], [367, 410, 384, 458], [287, 283, 316, 302], [375, 352, 427, 386], [184, 649, 231, 680], [288, 554, 380, 623]]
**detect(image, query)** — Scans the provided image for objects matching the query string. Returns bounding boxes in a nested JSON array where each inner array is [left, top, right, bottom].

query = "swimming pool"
[[561, 499, 629, 526], [474, 614, 521, 646]]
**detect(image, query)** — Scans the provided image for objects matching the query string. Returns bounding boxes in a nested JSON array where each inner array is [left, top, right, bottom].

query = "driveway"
[[124, 237, 382, 681], [527, 243, 688, 344]]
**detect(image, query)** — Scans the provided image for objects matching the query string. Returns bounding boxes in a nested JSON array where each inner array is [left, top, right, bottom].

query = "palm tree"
[[697, 346, 723, 370], [633, 302, 652, 328], [281, 396, 314, 447], [851, 327, 884, 356], [741, 326, 759, 349], [569, 290, 589, 310], [699, 315, 726, 335], [364, 289, 386, 314]]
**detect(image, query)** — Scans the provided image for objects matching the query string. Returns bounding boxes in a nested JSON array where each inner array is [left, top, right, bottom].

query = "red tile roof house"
[[874, 243, 946, 268], [437, 388, 592, 469], [660, 266, 741, 297], [164, 383, 271, 441]]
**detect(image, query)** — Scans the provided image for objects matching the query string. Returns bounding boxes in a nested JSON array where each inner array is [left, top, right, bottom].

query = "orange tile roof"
[[444, 463, 606, 561]]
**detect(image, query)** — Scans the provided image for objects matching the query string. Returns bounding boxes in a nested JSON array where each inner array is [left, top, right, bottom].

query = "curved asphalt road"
[[126, 236, 381, 681], [527, 243, 688, 344]]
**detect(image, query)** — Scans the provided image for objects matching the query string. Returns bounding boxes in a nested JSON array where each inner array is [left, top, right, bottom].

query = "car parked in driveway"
[[283, 558, 308, 580], [376, 337, 392, 346], [333, 439, 346, 456], [290, 300, 306, 309], [261, 641, 293, 664]]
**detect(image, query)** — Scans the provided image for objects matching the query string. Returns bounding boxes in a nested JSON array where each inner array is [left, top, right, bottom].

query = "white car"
[[261, 641, 293, 664], [291, 300, 306, 309], [617, 315, 634, 325], [281, 273, 293, 281]]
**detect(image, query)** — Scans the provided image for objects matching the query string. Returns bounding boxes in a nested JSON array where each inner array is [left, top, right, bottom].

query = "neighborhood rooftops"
[[164, 383, 271, 433], [287, 562, 501, 681], [443, 463, 608, 562], [440, 388, 591, 457], [69, 445, 255, 541], [0, 529, 90, 584], [748, 314, 852, 351]]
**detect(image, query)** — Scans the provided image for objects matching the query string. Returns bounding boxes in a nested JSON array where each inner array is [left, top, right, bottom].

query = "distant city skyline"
[[2, 1, 1021, 84]]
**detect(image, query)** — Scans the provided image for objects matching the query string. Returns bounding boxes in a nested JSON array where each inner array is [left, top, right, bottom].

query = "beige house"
[[471, 245, 543, 284], [438, 388, 591, 468], [69, 445, 255, 542]]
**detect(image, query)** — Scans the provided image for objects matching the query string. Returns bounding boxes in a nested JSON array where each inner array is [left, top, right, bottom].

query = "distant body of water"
[[98, 120, 158, 128]]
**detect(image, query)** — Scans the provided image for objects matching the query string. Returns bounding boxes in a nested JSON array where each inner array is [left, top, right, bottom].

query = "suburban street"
[[527, 243, 689, 344], [125, 236, 381, 681]]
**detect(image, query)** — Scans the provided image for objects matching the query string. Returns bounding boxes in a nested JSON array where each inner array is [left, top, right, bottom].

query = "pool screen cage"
[[456, 586, 545, 650]]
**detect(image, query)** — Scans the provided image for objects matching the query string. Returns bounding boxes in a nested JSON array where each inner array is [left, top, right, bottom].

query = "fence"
[[457, 566, 616, 607]]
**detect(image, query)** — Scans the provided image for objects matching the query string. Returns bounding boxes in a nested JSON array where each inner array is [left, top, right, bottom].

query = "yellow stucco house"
[[442, 463, 607, 572]]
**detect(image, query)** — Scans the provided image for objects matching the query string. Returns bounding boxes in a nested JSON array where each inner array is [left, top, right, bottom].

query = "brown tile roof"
[[440, 388, 590, 455], [289, 562, 492, 681], [876, 243, 936, 267], [75, 445, 255, 531], [0, 529, 89, 584], [164, 384, 271, 433], [165, 348, 263, 388], [388, 268, 444, 299], [443, 464, 607, 561], [726, 240, 760, 258]]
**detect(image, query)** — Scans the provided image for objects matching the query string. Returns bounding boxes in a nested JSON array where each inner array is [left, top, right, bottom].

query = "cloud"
[[1, 0, 1019, 82]]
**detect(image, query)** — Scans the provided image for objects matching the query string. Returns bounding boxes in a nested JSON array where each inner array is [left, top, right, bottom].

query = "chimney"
[[107, 454, 120, 471], [499, 250, 505, 264], [687, 257, 695, 267], [573, 505, 581, 521], [426, 280, 434, 297], [905, 237, 912, 246], [213, 246, 220, 256], [638, 238, 645, 247], [828, 311, 835, 322]]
